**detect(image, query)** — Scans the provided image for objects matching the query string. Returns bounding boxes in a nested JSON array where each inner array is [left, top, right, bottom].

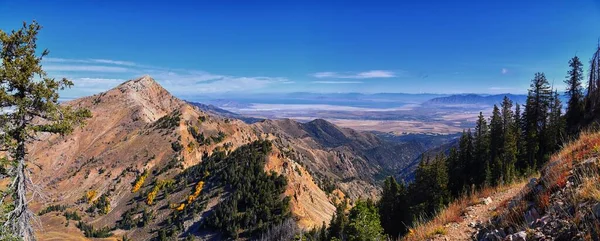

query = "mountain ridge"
[[29, 75, 424, 240]]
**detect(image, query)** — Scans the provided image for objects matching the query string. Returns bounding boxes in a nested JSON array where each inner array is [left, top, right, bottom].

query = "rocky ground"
[[429, 184, 525, 241], [474, 157, 600, 241]]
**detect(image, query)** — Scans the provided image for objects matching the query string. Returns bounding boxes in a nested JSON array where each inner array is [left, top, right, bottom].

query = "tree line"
[[302, 44, 600, 240], [374, 44, 600, 240]]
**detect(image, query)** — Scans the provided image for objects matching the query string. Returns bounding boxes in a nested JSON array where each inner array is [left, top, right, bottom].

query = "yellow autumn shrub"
[[132, 171, 148, 193]]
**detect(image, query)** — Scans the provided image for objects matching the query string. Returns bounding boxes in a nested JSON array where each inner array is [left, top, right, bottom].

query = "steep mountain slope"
[[474, 131, 600, 240], [29, 75, 410, 240], [252, 118, 432, 200], [404, 131, 600, 240], [29, 76, 267, 240]]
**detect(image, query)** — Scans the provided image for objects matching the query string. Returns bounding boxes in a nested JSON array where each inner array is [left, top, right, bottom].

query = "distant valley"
[[189, 93, 531, 135]]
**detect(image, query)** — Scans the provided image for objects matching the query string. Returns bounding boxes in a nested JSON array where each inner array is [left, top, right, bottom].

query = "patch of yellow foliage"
[[187, 181, 204, 204], [86, 190, 97, 204], [146, 179, 174, 205], [132, 171, 149, 193], [173, 203, 185, 211]]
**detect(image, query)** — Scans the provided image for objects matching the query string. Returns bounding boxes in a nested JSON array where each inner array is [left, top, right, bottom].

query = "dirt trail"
[[432, 183, 526, 241]]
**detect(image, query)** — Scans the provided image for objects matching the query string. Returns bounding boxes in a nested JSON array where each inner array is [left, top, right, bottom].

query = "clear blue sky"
[[1, 0, 600, 98]]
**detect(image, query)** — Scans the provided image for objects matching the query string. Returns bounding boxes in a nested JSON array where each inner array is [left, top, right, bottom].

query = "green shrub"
[[76, 221, 112, 238]]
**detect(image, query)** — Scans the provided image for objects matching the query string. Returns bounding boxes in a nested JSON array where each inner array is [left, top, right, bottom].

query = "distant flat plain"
[[191, 93, 505, 135]]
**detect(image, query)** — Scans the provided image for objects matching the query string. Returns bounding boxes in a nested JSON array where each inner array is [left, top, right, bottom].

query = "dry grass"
[[400, 131, 600, 240], [491, 130, 600, 236], [424, 226, 447, 239], [577, 176, 600, 202], [402, 180, 527, 241]]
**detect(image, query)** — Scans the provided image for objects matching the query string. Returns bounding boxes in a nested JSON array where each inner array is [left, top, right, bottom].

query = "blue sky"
[[1, 0, 600, 98]]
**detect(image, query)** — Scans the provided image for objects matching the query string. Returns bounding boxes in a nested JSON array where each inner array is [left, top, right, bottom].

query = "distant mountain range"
[[187, 101, 263, 124], [191, 92, 568, 111], [424, 93, 529, 107]]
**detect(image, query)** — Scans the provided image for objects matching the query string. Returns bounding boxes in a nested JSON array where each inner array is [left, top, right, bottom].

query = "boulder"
[[480, 197, 493, 205], [513, 231, 527, 241]]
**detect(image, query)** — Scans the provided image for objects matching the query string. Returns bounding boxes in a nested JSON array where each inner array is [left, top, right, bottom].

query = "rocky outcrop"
[[474, 152, 600, 240]]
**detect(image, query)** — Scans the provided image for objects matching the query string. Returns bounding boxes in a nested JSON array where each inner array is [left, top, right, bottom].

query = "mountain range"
[[30, 76, 446, 240]]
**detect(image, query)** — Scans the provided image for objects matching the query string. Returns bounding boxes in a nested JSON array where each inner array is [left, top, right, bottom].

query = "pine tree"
[[346, 200, 384, 241], [501, 97, 517, 183], [319, 222, 328, 241], [0, 21, 91, 240], [432, 154, 450, 208], [328, 200, 348, 240], [378, 176, 407, 238], [446, 147, 462, 197], [523, 72, 552, 169], [489, 105, 504, 185], [564, 56, 585, 135], [585, 44, 600, 123], [409, 155, 449, 217], [514, 104, 527, 173], [458, 130, 474, 187], [473, 112, 490, 186], [548, 90, 565, 153]]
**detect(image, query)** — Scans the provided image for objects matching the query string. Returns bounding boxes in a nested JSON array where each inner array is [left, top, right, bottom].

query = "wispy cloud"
[[44, 57, 291, 96], [91, 59, 137, 66], [501, 68, 509, 74], [44, 65, 130, 72], [44, 57, 137, 66], [311, 80, 363, 84], [489, 87, 515, 91], [312, 70, 396, 79]]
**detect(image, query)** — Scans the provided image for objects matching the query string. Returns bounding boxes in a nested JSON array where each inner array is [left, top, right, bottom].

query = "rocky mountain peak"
[[117, 75, 164, 93]]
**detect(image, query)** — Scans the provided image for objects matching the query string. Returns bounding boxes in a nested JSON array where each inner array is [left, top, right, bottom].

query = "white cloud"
[[355, 70, 396, 78], [311, 80, 363, 84], [44, 65, 130, 72], [501, 68, 509, 74], [44, 57, 292, 95], [312, 70, 395, 79], [91, 59, 137, 66], [489, 87, 516, 91], [313, 72, 337, 78], [43, 57, 89, 63], [43, 57, 136, 66], [74, 77, 126, 87]]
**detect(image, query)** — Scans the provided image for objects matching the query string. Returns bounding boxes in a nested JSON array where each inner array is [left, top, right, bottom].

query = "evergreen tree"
[[548, 90, 565, 153], [346, 200, 385, 241], [0, 21, 91, 240], [319, 222, 328, 241], [473, 112, 490, 186], [564, 55, 585, 135], [489, 105, 504, 185], [523, 72, 552, 169], [328, 200, 348, 241], [458, 130, 474, 187], [514, 104, 527, 173], [501, 97, 517, 183], [409, 155, 449, 217], [378, 177, 398, 237], [377, 176, 409, 238], [446, 147, 462, 197]]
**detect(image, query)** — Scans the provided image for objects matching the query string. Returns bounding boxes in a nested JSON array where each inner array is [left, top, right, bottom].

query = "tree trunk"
[[6, 143, 35, 241]]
